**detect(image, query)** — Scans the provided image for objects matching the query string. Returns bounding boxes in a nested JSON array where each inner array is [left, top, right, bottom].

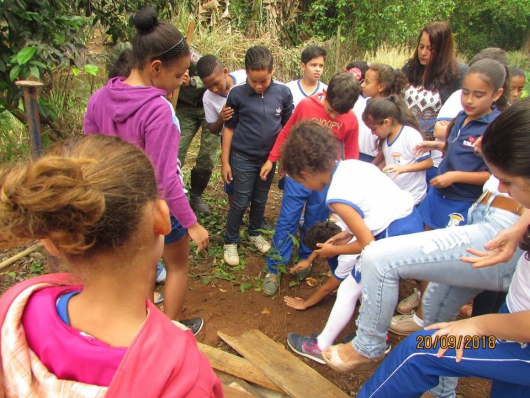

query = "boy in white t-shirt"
[[197, 55, 247, 206], [286, 45, 328, 107], [197, 55, 247, 135]]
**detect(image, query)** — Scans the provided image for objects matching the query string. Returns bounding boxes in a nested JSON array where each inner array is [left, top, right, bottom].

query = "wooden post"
[[15, 80, 44, 157]]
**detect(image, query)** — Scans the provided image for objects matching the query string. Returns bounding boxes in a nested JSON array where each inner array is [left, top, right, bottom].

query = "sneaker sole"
[[287, 339, 326, 364], [395, 308, 416, 315]]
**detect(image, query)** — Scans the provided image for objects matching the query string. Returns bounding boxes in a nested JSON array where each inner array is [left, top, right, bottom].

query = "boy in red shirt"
[[259, 72, 360, 295]]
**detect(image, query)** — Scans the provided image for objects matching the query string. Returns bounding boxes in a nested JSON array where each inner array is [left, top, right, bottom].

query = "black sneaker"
[[180, 317, 204, 336]]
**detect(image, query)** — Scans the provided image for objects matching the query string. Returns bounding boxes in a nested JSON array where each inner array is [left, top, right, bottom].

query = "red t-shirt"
[[268, 95, 359, 162]]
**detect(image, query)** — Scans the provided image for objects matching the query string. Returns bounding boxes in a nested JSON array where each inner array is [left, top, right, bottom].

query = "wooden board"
[[198, 342, 282, 392], [223, 385, 254, 398], [218, 330, 349, 398]]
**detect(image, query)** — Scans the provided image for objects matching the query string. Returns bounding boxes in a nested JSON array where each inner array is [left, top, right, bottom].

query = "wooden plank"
[[223, 385, 254, 398], [216, 372, 271, 398], [198, 342, 282, 392], [218, 330, 349, 398]]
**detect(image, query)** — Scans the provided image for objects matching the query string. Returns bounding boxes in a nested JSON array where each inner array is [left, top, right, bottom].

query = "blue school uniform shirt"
[[436, 109, 499, 201], [224, 79, 294, 161]]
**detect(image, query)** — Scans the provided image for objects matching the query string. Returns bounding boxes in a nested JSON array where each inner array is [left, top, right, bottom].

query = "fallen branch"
[[0, 244, 41, 271]]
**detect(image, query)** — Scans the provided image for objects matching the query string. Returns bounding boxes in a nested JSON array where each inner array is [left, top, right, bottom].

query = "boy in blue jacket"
[[221, 46, 294, 266]]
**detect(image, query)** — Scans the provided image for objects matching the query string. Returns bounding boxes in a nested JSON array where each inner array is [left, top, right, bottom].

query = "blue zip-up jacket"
[[436, 109, 499, 201], [224, 79, 294, 161]]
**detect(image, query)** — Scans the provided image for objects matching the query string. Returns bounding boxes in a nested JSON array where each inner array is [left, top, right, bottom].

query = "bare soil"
[[0, 179, 491, 397]]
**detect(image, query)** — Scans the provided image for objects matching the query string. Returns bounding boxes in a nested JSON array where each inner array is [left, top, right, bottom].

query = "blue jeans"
[[224, 151, 275, 244], [353, 203, 521, 360], [358, 303, 530, 398], [266, 176, 329, 273]]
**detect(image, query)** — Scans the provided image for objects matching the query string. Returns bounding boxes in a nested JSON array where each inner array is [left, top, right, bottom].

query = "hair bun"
[[132, 6, 158, 34]]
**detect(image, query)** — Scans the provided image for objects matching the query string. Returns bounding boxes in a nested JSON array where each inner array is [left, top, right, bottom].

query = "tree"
[[0, 0, 174, 138]]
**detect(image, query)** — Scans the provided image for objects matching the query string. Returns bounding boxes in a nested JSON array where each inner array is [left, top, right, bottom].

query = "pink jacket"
[[0, 274, 223, 398]]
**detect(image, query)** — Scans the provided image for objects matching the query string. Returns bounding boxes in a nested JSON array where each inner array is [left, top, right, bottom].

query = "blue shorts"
[[164, 215, 188, 244], [418, 188, 473, 229]]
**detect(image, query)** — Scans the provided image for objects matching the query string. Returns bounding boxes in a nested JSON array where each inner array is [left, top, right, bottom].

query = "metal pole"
[[15, 80, 44, 157]]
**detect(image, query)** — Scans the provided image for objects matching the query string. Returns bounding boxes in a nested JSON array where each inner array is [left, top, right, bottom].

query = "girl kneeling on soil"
[[280, 121, 424, 363], [0, 135, 222, 397]]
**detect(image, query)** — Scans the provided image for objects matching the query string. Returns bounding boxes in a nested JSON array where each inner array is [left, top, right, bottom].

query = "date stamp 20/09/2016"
[[416, 335, 497, 350]]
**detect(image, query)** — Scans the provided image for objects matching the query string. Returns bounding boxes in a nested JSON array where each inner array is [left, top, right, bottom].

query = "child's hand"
[[221, 162, 233, 184], [221, 105, 234, 122], [414, 141, 440, 156], [290, 258, 311, 273], [179, 70, 190, 86], [315, 242, 337, 258], [430, 172, 455, 188], [188, 222, 209, 251], [382, 164, 406, 178], [461, 226, 521, 268], [326, 230, 353, 246], [425, 318, 482, 362], [284, 296, 308, 310], [260, 160, 274, 181]]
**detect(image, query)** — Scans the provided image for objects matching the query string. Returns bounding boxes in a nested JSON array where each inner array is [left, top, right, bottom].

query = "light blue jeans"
[[353, 202, 522, 397]]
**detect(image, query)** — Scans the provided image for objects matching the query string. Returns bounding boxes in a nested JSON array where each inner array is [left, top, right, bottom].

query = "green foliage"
[[302, 0, 456, 51], [0, 0, 174, 122], [451, 0, 530, 56]]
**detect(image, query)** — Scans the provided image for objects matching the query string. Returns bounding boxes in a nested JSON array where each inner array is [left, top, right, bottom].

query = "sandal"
[[323, 343, 383, 372]]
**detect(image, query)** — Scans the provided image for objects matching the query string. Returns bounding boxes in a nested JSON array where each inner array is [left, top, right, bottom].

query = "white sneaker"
[[248, 235, 271, 253], [396, 288, 421, 315], [223, 243, 239, 266]]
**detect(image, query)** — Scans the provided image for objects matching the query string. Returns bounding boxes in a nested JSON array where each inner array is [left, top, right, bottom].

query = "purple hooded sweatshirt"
[[84, 77, 196, 228]]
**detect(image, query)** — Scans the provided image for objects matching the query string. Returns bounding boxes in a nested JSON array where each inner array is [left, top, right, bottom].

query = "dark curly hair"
[[280, 121, 338, 178], [197, 54, 223, 80], [303, 221, 342, 251], [369, 64, 408, 96], [481, 98, 530, 258]]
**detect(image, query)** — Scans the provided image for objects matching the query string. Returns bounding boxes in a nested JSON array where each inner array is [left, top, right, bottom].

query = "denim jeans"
[[224, 150, 275, 244], [266, 176, 329, 273], [352, 202, 521, 361]]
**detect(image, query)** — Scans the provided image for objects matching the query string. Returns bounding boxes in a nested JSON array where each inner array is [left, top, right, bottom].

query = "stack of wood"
[[199, 329, 349, 398]]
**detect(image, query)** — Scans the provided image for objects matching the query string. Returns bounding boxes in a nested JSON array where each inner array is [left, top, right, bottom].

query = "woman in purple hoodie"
[[84, 6, 208, 335]]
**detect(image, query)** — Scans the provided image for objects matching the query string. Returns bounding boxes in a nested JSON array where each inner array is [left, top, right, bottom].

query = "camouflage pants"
[[177, 103, 219, 172]]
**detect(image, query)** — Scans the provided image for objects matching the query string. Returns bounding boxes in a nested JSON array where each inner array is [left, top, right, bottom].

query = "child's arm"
[[414, 140, 445, 155], [221, 126, 234, 184], [284, 276, 341, 311], [315, 203, 375, 257], [342, 115, 360, 160], [371, 151, 385, 170], [383, 157, 434, 177], [430, 170, 490, 189]]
